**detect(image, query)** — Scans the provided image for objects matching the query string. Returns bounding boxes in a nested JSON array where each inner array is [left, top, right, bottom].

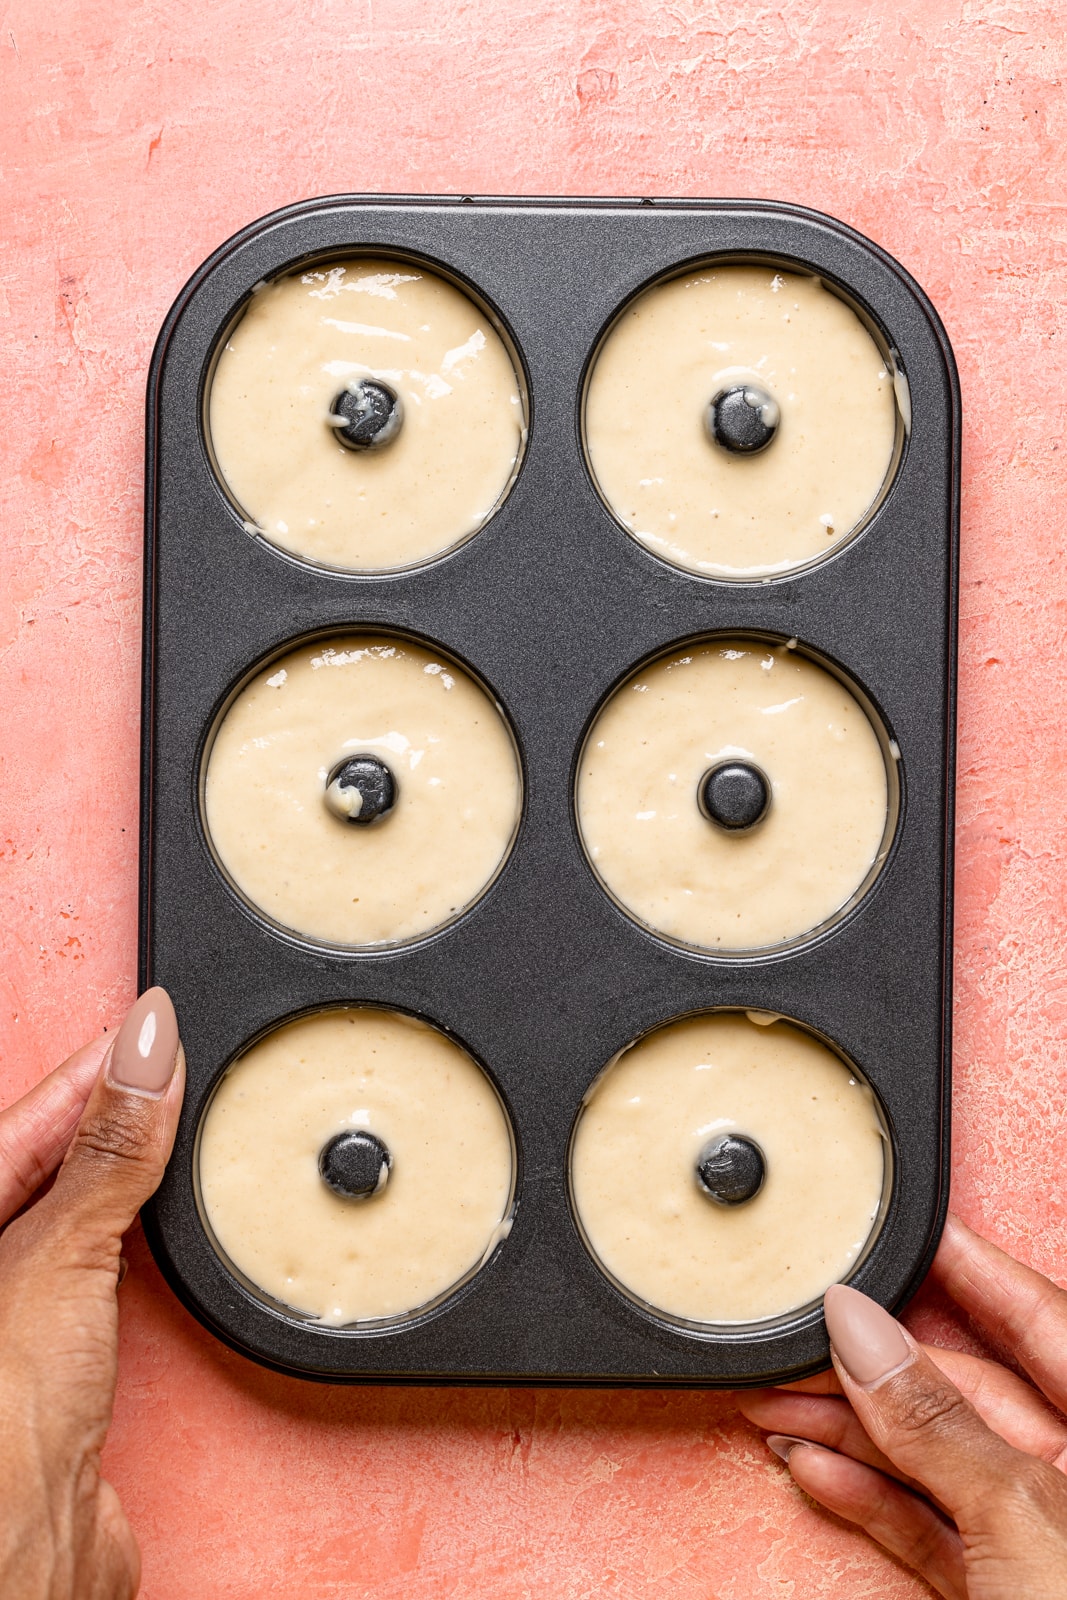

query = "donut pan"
[[140, 195, 959, 1386]]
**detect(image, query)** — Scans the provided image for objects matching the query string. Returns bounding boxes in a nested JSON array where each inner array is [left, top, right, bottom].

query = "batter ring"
[[583, 263, 901, 578], [570, 1011, 889, 1326], [576, 637, 892, 952], [197, 1007, 515, 1325], [208, 256, 526, 571], [203, 633, 522, 948]]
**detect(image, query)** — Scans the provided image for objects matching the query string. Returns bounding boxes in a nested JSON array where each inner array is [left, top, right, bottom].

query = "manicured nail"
[[767, 1434, 818, 1463], [108, 987, 179, 1096], [824, 1283, 911, 1388]]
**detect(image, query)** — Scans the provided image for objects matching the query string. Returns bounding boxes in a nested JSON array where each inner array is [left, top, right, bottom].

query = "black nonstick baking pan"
[[140, 195, 959, 1386]]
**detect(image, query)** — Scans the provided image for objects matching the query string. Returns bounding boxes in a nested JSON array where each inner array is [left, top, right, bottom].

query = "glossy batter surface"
[[584, 265, 899, 578], [577, 639, 889, 950], [204, 634, 521, 947], [12, 10, 1049, 1597], [571, 1011, 887, 1324], [198, 1008, 514, 1325], [209, 257, 525, 570]]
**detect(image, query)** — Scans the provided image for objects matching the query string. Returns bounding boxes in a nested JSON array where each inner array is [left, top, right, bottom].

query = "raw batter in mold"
[[570, 1011, 887, 1324], [584, 265, 900, 578], [198, 1008, 514, 1324], [209, 257, 526, 570], [576, 639, 889, 951], [204, 634, 521, 947]]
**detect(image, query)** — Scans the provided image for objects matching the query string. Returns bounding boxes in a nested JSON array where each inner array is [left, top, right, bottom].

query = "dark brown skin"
[[739, 1215, 1067, 1598], [2, 1024, 1066, 1598], [0, 1030, 184, 1599]]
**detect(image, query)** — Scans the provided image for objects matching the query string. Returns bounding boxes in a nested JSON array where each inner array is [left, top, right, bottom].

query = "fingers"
[[780, 1443, 967, 1600], [0, 1035, 109, 1225], [822, 1284, 1035, 1526], [744, 1345, 1067, 1476], [740, 1389, 912, 1483], [746, 1285, 1067, 1594], [0, 990, 185, 1515], [34, 988, 185, 1261], [932, 1212, 1067, 1415], [779, 1369, 845, 1395], [925, 1345, 1067, 1469]]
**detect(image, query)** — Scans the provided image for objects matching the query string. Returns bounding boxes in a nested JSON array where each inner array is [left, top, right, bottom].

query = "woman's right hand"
[[739, 1215, 1067, 1598]]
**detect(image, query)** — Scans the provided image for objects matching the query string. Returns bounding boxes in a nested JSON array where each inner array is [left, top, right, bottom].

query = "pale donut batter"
[[198, 1008, 514, 1324], [204, 634, 521, 947], [209, 257, 526, 570], [570, 1011, 887, 1324], [577, 639, 890, 951], [584, 265, 900, 578]]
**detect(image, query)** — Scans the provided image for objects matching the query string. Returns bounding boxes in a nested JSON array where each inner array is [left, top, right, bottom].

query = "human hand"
[[738, 1215, 1067, 1598], [0, 989, 184, 1599]]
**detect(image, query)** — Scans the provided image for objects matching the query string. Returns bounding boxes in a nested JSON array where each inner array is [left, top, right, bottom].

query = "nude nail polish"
[[823, 1282, 911, 1387], [766, 1434, 816, 1463], [108, 987, 180, 1096]]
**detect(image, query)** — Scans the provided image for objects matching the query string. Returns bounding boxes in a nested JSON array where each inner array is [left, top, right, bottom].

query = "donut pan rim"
[[200, 246, 532, 577], [577, 249, 910, 583], [195, 624, 527, 954], [569, 627, 905, 960], [565, 1006, 897, 1336], [191, 1000, 523, 1332], [140, 194, 958, 1387]]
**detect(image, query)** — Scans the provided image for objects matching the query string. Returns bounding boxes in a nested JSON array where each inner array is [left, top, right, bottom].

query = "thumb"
[[823, 1283, 1025, 1526], [41, 987, 185, 1256]]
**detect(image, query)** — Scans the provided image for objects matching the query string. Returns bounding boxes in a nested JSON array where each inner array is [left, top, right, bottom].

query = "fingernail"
[[108, 987, 179, 1096], [824, 1283, 911, 1388], [766, 1434, 818, 1463]]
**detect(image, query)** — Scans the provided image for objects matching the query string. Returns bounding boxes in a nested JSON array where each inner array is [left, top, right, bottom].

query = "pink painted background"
[[3, 2, 1066, 1594]]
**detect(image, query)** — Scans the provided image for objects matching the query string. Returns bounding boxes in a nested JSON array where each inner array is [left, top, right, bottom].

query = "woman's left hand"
[[0, 988, 184, 1600]]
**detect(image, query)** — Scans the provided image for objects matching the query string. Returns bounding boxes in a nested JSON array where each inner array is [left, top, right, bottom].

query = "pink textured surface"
[[3, 2, 1066, 1594]]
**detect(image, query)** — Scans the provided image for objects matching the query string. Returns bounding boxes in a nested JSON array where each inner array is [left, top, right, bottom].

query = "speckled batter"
[[198, 1008, 515, 1324], [570, 1011, 887, 1324], [584, 265, 900, 578], [209, 257, 526, 570], [576, 639, 890, 951], [203, 634, 521, 947]]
